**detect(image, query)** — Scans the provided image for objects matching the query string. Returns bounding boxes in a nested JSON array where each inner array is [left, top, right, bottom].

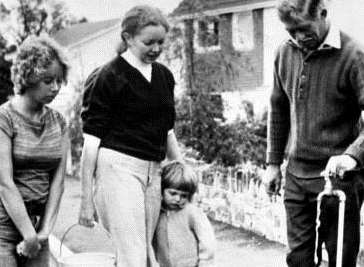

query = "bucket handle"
[[59, 222, 117, 259]]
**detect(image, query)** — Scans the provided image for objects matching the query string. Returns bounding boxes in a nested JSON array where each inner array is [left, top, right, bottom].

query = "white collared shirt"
[[289, 22, 341, 51], [318, 23, 341, 49], [122, 49, 152, 82]]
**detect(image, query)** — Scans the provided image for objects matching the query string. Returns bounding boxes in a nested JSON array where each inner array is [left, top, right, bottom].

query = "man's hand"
[[263, 164, 282, 196], [321, 154, 357, 179]]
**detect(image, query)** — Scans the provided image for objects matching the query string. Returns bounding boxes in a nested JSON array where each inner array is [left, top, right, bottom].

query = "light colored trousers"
[[95, 148, 161, 267]]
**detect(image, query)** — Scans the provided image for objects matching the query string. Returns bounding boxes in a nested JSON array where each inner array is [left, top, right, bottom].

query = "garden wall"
[[195, 162, 364, 253]]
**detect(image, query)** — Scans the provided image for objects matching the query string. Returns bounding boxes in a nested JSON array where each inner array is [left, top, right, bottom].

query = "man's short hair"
[[276, 0, 331, 23]]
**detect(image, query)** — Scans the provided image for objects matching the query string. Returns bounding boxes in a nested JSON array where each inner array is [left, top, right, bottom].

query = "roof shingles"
[[53, 18, 120, 47]]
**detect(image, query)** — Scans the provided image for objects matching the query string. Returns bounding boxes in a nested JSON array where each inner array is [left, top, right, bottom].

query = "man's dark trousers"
[[284, 169, 364, 267]]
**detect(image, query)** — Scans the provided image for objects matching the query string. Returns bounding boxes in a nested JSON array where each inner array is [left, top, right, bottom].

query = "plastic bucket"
[[58, 252, 116, 267], [58, 223, 116, 267]]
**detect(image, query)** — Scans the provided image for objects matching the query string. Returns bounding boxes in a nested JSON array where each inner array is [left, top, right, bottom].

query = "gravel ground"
[[53, 176, 364, 267]]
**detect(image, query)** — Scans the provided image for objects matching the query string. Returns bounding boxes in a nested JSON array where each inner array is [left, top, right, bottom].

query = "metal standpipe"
[[315, 174, 346, 267]]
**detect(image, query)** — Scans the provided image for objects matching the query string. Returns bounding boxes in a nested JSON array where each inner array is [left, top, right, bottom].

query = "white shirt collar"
[[121, 49, 152, 82], [319, 23, 341, 49], [289, 23, 341, 50]]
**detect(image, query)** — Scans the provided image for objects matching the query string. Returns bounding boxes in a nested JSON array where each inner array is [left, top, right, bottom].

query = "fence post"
[[213, 171, 219, 189], [236, 169, 242, 193], [227, 167, 232, 192]]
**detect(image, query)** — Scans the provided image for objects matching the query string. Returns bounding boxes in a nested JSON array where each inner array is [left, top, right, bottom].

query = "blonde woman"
[[0, 35, 69, 266], [79, 5, 182, 267]]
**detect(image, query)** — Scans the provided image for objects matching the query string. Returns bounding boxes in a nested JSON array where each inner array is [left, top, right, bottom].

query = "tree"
[[15, 0, 48, 43], [0, 3, 11, 56], [0, 0, 86, 104], [47, 0, 88, 35], [0, 0, 87, 45], [0, 55, 13, 104]]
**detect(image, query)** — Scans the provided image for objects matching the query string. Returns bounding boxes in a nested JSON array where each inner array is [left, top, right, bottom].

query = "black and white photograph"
[[0, 0, 364, 266]]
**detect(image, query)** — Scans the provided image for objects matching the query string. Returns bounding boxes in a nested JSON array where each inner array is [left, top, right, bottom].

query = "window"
[[194, 17, 220, 52], [232, 11, 254, 51]]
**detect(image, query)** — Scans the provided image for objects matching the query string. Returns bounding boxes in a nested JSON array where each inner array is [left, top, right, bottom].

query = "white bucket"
[[57, 223, 117, 267], [58, 252, 116, 267]]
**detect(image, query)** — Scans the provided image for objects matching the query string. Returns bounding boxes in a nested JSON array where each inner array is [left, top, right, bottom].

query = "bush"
[[176, 92, 267, 167], [234, 117, 267, 167], [67, 82, 84, 177]]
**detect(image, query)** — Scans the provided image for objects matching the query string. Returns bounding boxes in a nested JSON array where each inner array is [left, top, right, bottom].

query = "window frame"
[[193, 17, 221, 53], [232, 11, 255, 51]]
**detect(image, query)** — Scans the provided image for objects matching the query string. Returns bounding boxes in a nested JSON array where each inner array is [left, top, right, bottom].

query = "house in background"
[[51, 18, 120, 115], [51, 17, 184, 114], [50, 19, 121, 174], [172, 0, 288, 119], [54, 18, 120, 82], [50, 0, 289, 119]]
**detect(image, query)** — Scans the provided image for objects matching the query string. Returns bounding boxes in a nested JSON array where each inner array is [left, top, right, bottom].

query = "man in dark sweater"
[[265, 0, 364, 266]]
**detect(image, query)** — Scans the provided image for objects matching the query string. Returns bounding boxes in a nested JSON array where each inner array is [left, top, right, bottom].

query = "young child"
[[154, 161, 216, 267]]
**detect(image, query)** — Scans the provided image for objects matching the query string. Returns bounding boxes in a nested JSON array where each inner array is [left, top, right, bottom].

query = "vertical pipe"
[[314, 194, 323, 265], [335, 191, 346, 267]]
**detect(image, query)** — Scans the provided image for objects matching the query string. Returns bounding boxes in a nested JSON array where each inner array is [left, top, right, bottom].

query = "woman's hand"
[[16, 235, 41, 258], [79, 200, 97, 227], [79, 134, 100, 228], [37, 229, 50, 243]]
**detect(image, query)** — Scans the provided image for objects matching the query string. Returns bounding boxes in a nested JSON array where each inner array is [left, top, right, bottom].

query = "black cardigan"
[[81, 56, 175, 161]]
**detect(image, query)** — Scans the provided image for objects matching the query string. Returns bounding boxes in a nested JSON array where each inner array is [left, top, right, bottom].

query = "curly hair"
[[11, 35, 70, 95], [116, 5, 170, 54]]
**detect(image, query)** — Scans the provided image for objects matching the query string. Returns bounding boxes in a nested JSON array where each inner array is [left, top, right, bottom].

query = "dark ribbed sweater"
[[267, 32, 364, 177], [81, 56, 175, 161]]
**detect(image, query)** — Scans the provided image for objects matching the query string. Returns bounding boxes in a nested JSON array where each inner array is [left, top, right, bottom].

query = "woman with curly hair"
[[0, 35, 69, 266]]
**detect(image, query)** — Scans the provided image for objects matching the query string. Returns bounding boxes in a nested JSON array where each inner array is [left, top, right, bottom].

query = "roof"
[[172, 0, 274, 17], [53, 18, 120, 47]]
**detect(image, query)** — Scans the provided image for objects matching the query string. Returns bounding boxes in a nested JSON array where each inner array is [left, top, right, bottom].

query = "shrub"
[[67, 82, 84, 177], [234, 117, 267, 167], [176, 92, 267, 167]]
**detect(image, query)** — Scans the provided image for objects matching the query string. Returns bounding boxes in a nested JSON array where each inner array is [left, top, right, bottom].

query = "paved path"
[[213, 221, 286, 266], [54, 177, 364, 267]]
